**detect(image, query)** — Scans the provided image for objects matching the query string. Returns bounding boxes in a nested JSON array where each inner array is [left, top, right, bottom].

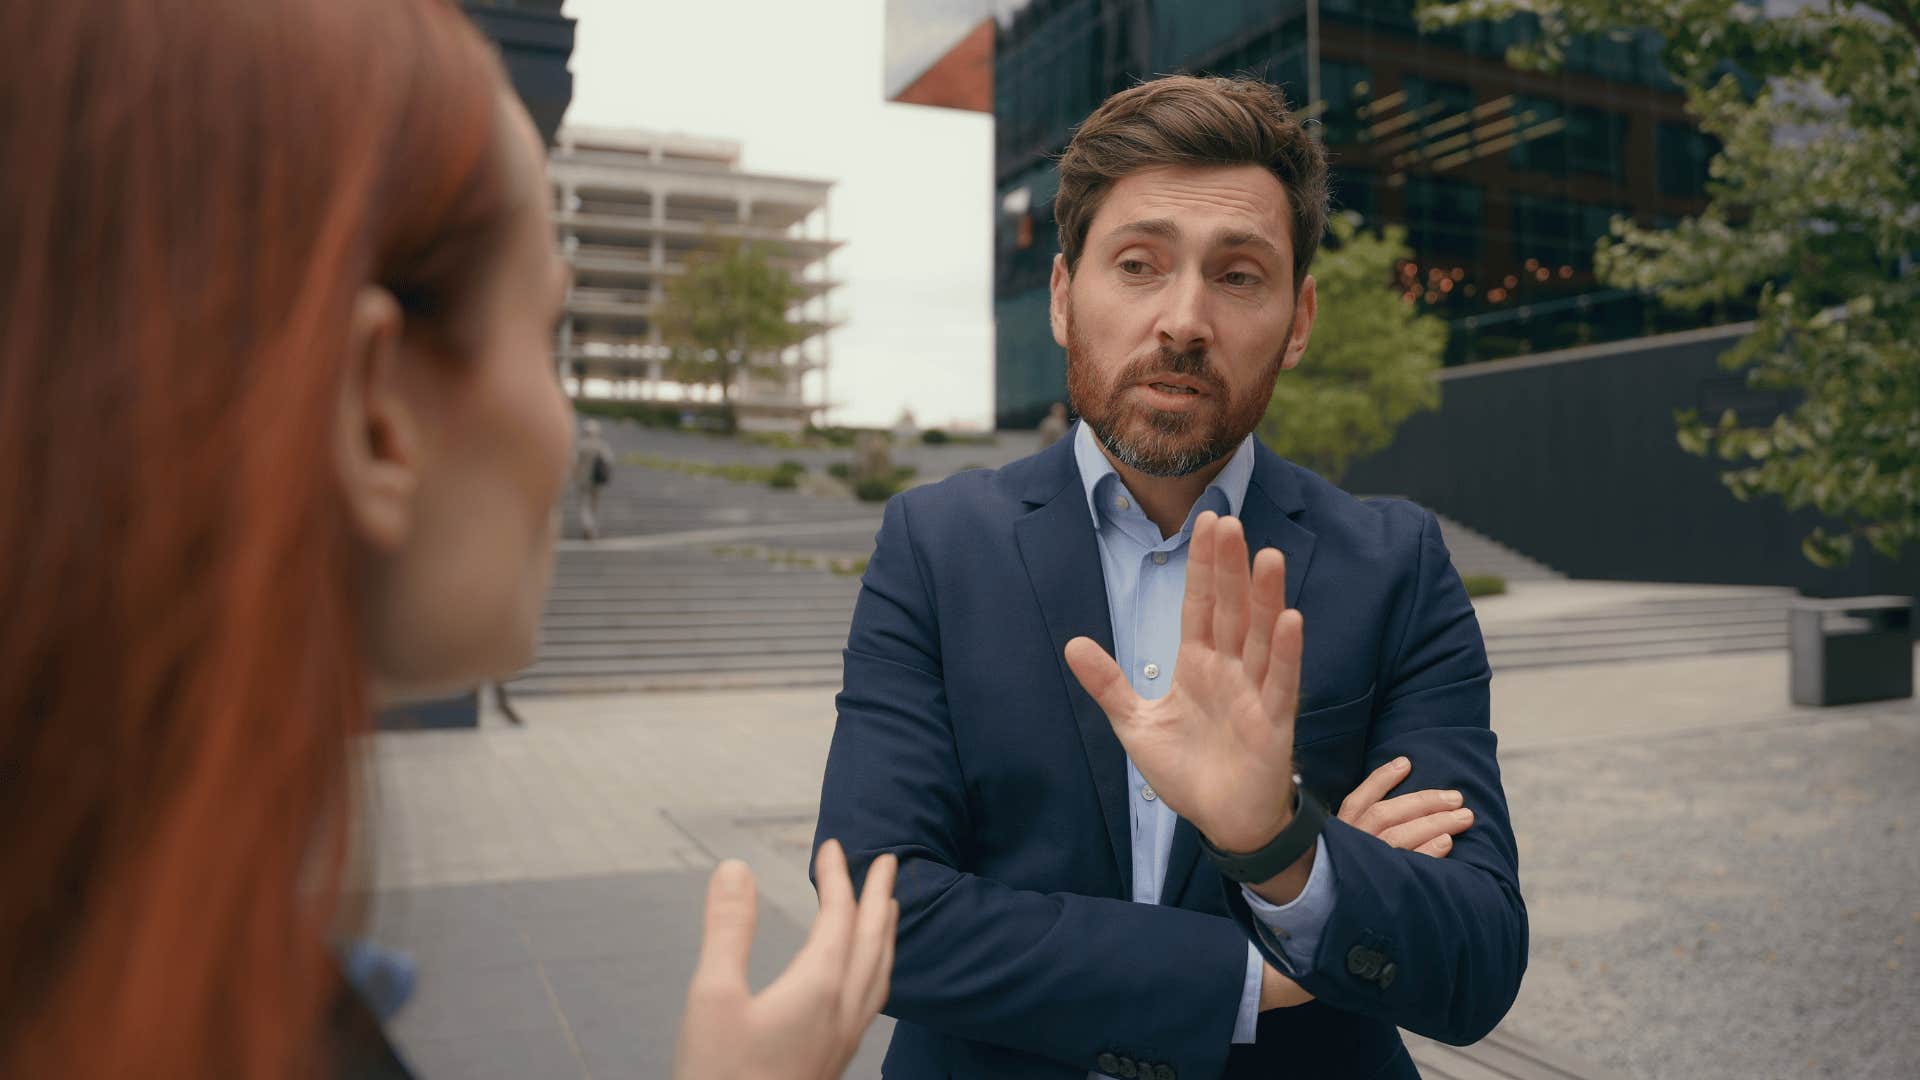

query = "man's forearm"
[[1229, 817, 1527, 1045], [868, 852, 1252, 1076]]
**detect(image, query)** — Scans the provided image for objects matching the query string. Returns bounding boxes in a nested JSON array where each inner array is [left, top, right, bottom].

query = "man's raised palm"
[[1065, 512, 1303, 854]]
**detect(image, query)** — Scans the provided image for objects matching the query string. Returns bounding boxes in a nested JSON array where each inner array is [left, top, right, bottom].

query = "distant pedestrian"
[[1036, 400, 1070, 448], [573, 418, 614, 539]]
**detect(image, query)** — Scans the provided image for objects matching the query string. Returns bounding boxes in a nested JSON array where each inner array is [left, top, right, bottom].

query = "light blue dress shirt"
[[1072, 421, 1336, 1068]]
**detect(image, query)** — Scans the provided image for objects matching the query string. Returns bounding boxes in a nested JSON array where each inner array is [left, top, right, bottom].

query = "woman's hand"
[[673, 841, 898, 1080]]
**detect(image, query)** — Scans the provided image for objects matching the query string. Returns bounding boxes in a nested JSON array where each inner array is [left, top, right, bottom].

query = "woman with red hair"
[[0, 1, 895, 1076]]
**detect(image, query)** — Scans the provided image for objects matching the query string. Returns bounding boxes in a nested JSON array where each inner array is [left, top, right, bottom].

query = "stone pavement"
[[365, 642, 1920, 1078]]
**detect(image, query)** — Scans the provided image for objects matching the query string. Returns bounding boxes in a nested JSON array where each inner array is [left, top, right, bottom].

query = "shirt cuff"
[[1238, 833, 1336, 976], [1231, 941, 1263, 1044]]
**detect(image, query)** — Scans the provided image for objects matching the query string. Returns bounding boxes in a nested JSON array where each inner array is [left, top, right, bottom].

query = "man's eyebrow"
[[1214, 230, 1285, 264], [1110, 218, 1182, 243], [1110, 219, 1284, 264]]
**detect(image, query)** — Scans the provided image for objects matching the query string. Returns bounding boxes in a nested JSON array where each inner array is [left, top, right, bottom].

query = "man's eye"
[[1223, 271, 1261, 287], [1119, 260, 1152, 275]]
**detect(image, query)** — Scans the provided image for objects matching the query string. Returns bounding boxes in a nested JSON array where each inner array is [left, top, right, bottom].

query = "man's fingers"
[[1257, 608, 1304, 724], [1337, 756, 1413, 824], [839, 853, 898, 1025], [1241, 548, 1287, 683], [1181, 512, 1219, 651], [1356, 787, 1465, 835], [1413, 834, 1454, 858], [1210, 516, 1252, 655], [1379, 808, 1474, 852], [692, 859, 757, 994], [1065, 636, 1139, 724], [802, 839, 858, 972]]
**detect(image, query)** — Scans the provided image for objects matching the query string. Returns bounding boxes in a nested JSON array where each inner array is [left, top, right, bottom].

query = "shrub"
[[768, 460, 807, 489], [921, 428, 950, 445], [1461, 574, 1507, 598], [854, 477, 900, 503]]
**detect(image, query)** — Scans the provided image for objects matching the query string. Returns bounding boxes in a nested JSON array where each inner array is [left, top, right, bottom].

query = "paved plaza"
[[365, 438, 1918, 1078], [366, 638, 1919, 1078]]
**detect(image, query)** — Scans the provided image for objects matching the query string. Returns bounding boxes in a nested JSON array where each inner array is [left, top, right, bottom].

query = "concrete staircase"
[[1428, 511, 1563, 584], [1479, 588, 1796, 671], [517, 478, 1797, 694], [513, 546, 859, 695]]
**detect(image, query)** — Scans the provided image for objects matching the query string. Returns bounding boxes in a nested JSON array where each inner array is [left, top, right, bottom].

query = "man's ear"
[[334, 286, 422, 552], [1281, 274, 1318, 371], [1048, 253, 1071, 348]]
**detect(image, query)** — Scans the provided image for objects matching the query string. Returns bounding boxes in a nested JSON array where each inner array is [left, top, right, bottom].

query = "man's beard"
[[1065, 309, 1289, 478]]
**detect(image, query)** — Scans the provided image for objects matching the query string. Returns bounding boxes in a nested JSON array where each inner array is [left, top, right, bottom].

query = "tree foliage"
[[657, 239, 806, 424], [1423, 0, 1920, 566], [1259, 213, 1446, 481]]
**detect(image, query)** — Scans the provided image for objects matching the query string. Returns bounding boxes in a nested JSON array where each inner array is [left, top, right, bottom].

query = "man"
[[816, 76, 1525, 1079], [572, 417, 613, 540]]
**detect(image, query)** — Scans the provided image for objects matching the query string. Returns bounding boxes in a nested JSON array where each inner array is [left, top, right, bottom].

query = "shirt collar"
[[1071, 419, 1256, 530]]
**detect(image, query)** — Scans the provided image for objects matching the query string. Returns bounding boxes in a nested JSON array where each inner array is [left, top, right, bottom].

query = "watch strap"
[[1197, 775, 1327, 884]]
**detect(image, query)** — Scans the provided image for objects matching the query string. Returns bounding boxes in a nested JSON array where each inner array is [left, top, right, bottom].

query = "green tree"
[[1422, 0, 1920, 566], [657, 239, 806, 429], [1259, 213, 1446, 480]]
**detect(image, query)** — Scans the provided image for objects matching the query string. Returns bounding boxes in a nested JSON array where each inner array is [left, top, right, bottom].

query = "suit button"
[[1117, 1057, 1139, 1078], [1155, 1065, 1177, 1080], [1347, 945, 1382, 978], [1379, 962, 1397, 989], [1097, 1053, 1121, 1074]]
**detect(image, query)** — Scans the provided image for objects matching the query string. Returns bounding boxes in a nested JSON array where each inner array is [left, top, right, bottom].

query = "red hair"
[[0, 1, 512, 1073]]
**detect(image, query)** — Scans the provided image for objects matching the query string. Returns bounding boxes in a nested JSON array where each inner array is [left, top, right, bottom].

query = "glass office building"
[[889, 0, 1721, 428]]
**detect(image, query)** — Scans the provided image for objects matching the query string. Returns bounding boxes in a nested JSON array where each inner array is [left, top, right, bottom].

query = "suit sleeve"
[[1225, 505, 1528, 1045], [815, 494, 1251, 1078]]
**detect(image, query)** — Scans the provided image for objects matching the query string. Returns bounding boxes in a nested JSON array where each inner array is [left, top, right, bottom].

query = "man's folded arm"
[[814, 496, 1250, 1077], [1231, 507, 1528, 1045]]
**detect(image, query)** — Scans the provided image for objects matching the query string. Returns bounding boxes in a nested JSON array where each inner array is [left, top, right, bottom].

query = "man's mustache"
[[1115, 347, 1229, 396]]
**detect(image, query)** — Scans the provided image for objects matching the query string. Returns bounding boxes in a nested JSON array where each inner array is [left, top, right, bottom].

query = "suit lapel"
[[1160, 444, 1319, 906], [1013, 452, 1132, 892]]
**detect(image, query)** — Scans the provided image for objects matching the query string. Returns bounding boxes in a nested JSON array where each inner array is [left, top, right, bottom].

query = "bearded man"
[[814, 75, 1526, 1080]]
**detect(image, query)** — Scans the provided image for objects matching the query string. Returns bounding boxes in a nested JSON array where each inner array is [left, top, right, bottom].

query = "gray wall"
[[1343, 324, 1920, 601]]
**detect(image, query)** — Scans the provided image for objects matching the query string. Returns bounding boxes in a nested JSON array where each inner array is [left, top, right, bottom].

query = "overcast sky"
[[562, 0, 996, 430]]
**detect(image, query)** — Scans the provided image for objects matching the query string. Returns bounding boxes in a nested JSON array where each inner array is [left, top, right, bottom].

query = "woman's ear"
[[334, 286, 421, 551]]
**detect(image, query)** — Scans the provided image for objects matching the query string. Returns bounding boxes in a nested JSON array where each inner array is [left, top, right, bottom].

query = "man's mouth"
[[1146, 381, 1201, 395]]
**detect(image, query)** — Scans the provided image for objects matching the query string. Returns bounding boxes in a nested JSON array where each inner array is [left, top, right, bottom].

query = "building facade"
[[887, 0, 1723, 428], [548, 127, 842, 431], [463, 0, 575, 146]]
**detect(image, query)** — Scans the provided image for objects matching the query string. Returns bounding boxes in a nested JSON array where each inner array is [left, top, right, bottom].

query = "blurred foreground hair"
[[0, 1, 511, 1073]]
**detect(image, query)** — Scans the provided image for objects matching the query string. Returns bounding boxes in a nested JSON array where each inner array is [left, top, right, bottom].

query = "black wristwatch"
[[1197, 775, 1327, 884]]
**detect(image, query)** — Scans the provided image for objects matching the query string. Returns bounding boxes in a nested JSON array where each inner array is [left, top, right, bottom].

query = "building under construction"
[[548, 127, 842, 432]]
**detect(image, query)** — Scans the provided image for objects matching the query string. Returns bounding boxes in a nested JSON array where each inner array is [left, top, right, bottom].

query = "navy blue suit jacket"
[[815, 433, 1527, 1080]]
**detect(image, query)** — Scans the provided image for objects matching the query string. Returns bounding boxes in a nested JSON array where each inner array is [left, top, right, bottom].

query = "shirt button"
[[1151, 551, 1168, 565], [1143, 662, 1160, 679], [1114, 496, 1130, 510], [1142, 784, 1157, 802]]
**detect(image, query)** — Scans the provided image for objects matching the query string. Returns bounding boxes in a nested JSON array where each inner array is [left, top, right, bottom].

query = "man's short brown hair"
[[1055, 75, 1330, 289]]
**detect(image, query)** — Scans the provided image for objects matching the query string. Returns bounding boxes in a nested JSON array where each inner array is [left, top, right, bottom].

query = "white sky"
[[562, 0, 996, 430]]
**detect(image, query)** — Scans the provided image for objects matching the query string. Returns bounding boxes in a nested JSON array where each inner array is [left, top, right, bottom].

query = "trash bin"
[[1789, 596, 1915, 707]]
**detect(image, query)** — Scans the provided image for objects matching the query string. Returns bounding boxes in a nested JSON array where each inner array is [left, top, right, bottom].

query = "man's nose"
[[1154, 269, 1213, 353]]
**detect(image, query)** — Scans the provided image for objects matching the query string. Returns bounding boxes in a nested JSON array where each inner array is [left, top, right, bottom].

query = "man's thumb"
[[694, 859, 757, 989], [1065, 637, 1134, 722]]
